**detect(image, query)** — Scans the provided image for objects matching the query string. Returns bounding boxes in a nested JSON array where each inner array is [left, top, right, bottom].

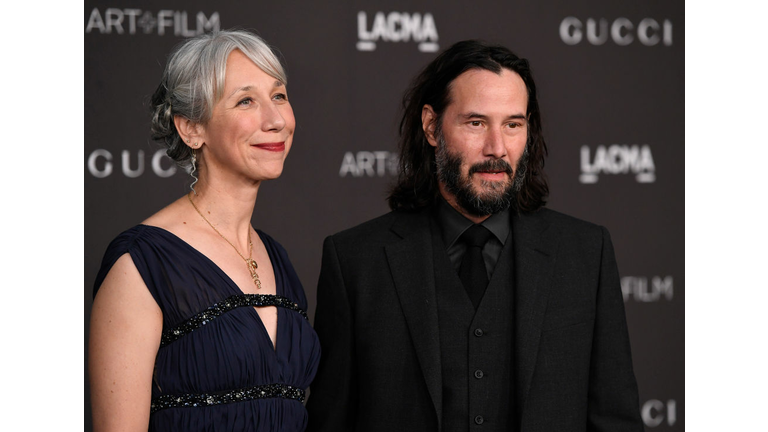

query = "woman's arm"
[[89, 253, 162, 432]]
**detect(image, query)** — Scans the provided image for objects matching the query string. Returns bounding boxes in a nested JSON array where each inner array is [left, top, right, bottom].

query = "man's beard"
[[435, 134, 528, 217]]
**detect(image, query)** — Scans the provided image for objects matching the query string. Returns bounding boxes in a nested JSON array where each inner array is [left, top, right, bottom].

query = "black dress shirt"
[[435, 197, 511, 281]]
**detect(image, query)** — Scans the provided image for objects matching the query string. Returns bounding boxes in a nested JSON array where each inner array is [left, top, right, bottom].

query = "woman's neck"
[[188, 178, 260, 249]]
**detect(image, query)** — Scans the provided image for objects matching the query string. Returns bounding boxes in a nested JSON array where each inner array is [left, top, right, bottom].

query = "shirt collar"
[[435, 195, 510, 249]]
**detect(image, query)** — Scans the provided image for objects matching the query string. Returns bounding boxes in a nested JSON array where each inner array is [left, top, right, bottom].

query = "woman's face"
[[198, 49, 295, 185]]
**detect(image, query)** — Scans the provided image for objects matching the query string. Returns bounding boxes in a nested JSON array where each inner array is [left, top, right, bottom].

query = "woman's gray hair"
[[150, 29, 287, 170]]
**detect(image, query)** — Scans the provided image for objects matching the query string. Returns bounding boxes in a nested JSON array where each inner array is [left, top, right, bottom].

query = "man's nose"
[[483, 128, 507, 158]]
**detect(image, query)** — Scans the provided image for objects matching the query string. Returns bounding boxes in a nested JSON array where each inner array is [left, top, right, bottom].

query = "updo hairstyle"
[[150, 29, 287, 170]]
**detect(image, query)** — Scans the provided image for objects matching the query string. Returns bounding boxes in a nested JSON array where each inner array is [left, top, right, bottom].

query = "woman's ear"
[[174, 115, 204, 149]]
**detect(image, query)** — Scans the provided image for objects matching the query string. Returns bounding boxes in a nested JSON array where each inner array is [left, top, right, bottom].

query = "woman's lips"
[[253, 142, 285, 152]]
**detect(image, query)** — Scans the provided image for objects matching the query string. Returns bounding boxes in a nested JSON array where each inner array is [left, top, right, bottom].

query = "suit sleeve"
[[587, 227, 644, 432], [306, 235, 357, 431]]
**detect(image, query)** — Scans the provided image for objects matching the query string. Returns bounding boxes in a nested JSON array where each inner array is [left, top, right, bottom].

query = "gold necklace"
[[187, 193, 262, 289]]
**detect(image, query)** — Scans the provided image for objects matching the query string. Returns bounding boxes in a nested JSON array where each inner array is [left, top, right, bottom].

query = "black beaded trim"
[[150, 383, 305, 413], [160, 294, 308, 347]]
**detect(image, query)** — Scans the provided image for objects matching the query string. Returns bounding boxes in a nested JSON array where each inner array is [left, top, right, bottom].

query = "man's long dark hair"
[[387, 40, 549, 213]]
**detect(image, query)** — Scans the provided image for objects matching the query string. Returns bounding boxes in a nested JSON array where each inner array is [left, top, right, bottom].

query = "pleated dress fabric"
[[93, 225, 321, 432]]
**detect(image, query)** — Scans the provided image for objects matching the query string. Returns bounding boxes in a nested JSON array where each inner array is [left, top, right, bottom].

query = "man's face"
[[423, 68, 529, 218]]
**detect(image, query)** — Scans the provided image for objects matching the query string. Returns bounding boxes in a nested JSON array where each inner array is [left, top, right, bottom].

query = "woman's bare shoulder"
[[96, 253, 155, 303], [140, 195, 192, 233]]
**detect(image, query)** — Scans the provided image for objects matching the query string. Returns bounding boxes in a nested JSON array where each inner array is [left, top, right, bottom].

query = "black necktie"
[[458, 224, 492, 309]]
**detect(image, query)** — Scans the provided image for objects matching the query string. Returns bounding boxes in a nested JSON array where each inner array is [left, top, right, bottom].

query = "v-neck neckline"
[[139, 224, 282, 351]]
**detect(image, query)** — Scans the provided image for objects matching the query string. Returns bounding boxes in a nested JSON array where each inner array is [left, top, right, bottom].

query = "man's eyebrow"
[[460, 112, 527, 120], [461, 112, 489, 120]]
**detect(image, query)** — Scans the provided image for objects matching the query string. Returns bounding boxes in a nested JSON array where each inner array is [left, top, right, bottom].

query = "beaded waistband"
[[161, 294, 309, 347], [150, 383, 305, 413]]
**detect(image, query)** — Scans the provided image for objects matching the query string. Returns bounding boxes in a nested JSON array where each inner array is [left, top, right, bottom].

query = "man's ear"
[[421, 104, 439, 148], [173, 115, 204, 149]]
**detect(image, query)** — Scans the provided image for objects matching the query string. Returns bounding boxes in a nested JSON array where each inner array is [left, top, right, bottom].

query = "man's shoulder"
[[531, 207, 602, 230], [326, 209, 426, 246], [523, 207, 608, 244], [325, 206, 609, 248]]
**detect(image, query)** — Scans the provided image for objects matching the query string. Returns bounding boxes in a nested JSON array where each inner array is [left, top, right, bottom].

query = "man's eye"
[[470, 121, 482, 127]]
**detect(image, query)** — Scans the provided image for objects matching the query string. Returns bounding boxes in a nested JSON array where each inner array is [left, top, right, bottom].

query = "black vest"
[[431, 220, 515, 432]]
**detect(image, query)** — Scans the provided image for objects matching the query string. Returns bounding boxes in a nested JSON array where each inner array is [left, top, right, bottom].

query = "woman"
[[89, 30, 320, 431]]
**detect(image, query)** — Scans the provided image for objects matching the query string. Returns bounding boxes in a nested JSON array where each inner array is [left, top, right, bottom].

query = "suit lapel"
[[384, 210, 443, 427], [512, 210, 559, 417]]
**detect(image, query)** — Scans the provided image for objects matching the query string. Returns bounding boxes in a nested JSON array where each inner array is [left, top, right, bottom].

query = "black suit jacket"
[[307, 207, 643, 432]]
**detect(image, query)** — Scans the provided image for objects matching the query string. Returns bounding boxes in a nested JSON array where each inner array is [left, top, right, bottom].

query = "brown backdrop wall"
[[85, 1, 684, 430]]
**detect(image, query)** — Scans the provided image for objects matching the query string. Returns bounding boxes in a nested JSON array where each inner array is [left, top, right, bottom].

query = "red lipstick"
[[253, 142, 285, 152]]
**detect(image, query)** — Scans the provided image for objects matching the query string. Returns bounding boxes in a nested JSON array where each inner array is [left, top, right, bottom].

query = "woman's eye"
[[237, 98, 253, 106], [273, 93, 288, 101]]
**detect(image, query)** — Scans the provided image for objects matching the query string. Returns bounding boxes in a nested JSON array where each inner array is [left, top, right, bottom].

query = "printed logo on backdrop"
[[621, 276, 673, 302], [85, 8, 220, 36], [579, 144, 656, 184], [560, 17, 672, 46], [356, 12, 439, 52], [87, 149, 178, 178], [642, 399, 677, 427], [339, 151, 398, 177]]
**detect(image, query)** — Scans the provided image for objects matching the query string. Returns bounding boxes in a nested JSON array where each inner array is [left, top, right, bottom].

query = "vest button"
[[474, 328, 484, 337], [474, 415, 484, 425], [474, 369, 484, 379]]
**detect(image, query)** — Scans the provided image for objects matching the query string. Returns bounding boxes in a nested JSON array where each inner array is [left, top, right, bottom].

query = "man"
[[307, 40, 643, 432]]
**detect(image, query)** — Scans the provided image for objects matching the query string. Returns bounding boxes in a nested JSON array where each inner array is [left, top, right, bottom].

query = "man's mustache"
[[468, 159, 513, 176]]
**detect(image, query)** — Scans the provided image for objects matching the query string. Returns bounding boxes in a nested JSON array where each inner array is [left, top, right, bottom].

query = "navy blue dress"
[[93, 225, 321, 431]]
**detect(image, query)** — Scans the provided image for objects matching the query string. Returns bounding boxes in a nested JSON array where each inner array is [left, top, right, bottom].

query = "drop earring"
[[190, 146, 199, 194]]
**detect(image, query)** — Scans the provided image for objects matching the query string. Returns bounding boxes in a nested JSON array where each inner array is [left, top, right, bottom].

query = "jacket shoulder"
[[534, 207, 603, 232], [525, 207, 611, 250], [325, 209, 426, 249]]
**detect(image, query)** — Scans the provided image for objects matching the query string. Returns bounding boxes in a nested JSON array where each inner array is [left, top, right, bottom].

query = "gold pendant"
[[247, 259, 258, 272], [246, 259, 262, 289]]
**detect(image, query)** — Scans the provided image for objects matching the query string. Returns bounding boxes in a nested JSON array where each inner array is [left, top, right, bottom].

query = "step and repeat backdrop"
[[85, 1, 683, 430]]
